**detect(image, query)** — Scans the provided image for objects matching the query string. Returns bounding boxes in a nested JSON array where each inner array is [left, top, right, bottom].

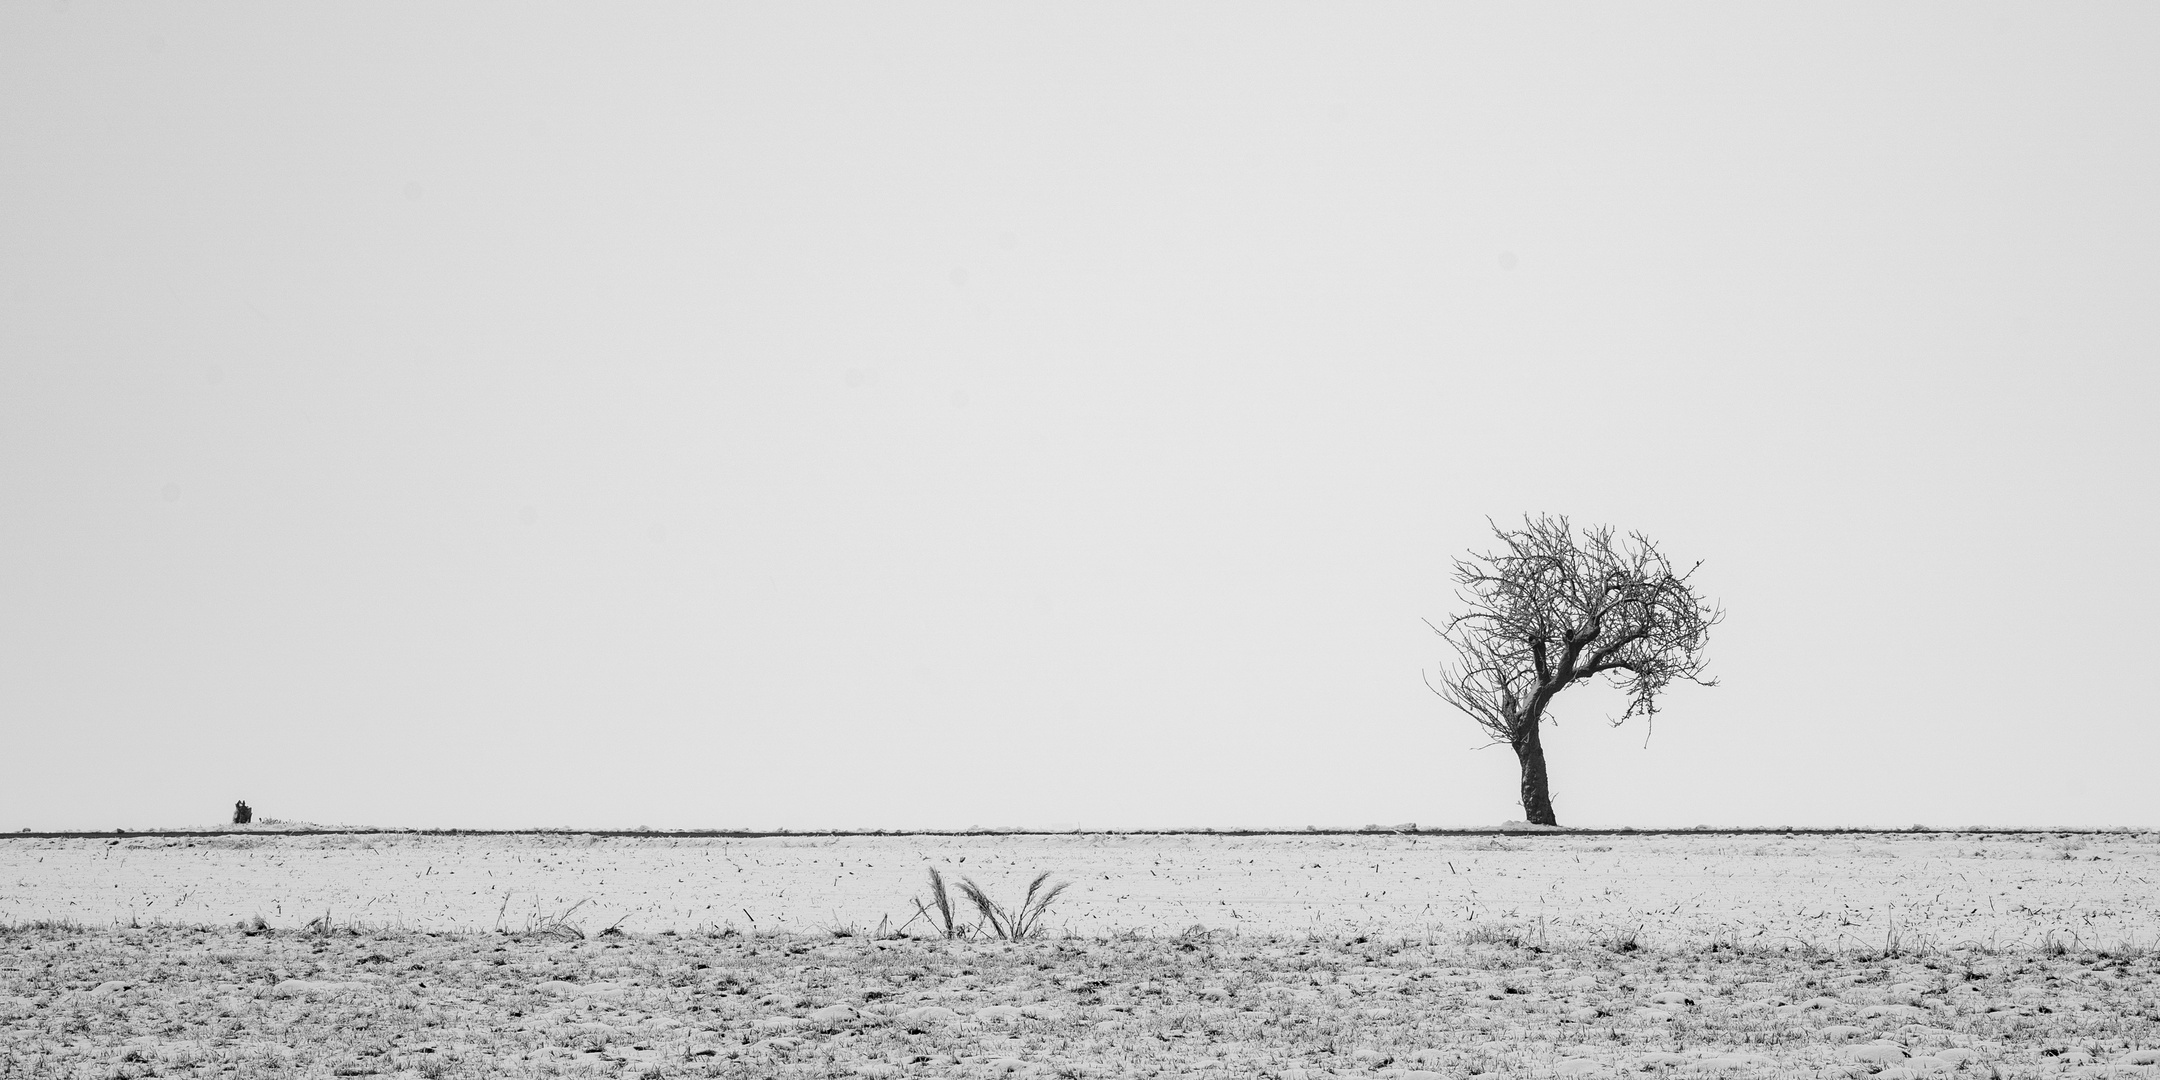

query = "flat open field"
[[5, 831, 2158, 950], [5, 832, 2159, 1079]]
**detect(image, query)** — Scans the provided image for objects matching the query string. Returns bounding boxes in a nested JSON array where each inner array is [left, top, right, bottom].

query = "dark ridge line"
[[4, 826, 2152, 841]]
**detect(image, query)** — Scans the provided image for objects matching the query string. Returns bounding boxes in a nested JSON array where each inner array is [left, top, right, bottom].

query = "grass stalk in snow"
[[956, 871, 1071, 941], [908, 867, 965, 940]]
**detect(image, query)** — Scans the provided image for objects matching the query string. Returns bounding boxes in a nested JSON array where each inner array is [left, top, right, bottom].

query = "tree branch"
[[1428, 512, 1720, 741]]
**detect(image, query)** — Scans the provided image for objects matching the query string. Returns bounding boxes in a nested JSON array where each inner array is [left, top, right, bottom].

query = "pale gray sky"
[[4, 4, 2156, 831]]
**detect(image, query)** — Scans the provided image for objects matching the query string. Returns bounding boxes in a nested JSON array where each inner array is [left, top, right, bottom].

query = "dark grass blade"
[[957, 877, 1012, 940]]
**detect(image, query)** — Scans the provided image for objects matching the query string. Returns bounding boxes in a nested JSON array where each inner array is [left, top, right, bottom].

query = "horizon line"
[[6, 824, 2154, 841]]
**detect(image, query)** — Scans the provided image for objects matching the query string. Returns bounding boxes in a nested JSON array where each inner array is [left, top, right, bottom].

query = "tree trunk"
[[1512, 727, 1558, 826]]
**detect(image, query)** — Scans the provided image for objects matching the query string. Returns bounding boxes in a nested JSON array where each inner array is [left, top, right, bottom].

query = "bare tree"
[[1427, 514, 1721, 826]]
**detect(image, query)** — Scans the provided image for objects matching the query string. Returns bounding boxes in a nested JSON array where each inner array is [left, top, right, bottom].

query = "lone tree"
[[1428, 514, 1721, 826]]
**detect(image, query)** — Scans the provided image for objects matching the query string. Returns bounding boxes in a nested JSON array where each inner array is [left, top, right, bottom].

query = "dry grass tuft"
[[521, 897, 590, 940], [902, 867, 1072, 941], [1461, 922, 1525, 948], [955, 870, 1071, 942]]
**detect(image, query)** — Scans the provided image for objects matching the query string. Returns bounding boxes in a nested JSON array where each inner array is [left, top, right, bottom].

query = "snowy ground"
[[4, 831, 2157, 951], [4, 922, 2158, 1078], [5, 832, 2159, 1078]]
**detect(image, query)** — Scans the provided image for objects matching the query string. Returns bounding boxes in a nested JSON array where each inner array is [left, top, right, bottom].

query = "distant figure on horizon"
[[232, 800, 252, 825]]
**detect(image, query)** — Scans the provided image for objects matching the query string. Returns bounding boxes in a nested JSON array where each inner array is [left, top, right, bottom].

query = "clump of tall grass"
[[907, 867, 1070, 941], [522, 898, 590, 940], [958, 871, 1070, 942]]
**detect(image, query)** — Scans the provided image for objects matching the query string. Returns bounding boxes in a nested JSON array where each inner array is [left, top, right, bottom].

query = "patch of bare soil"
[[4, 925, 2156, 1079]]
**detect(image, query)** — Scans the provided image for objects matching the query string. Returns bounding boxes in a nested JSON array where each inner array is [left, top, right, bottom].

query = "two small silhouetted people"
[[232, 800, 252, 825]]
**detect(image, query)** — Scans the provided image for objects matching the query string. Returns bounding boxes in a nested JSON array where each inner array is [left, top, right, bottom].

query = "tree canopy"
[[1429, 514, 1722, 825]]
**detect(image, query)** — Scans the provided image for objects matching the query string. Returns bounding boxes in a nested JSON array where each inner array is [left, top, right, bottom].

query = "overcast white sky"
[[4, 4, 2156, 832]]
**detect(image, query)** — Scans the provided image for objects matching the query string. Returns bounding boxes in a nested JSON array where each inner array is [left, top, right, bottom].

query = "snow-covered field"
[[5, 832, 2159, 1079], [5, 831, 2156, 950], [6, 914, 2160, 1078]]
